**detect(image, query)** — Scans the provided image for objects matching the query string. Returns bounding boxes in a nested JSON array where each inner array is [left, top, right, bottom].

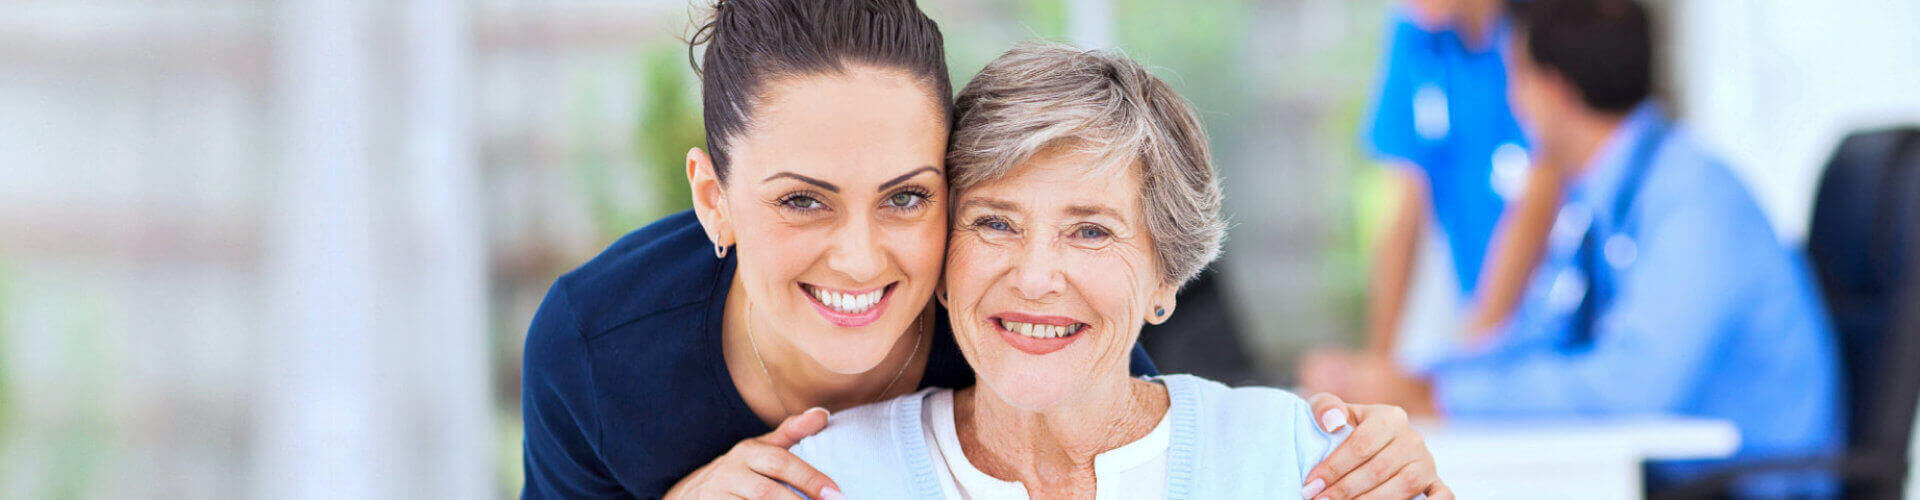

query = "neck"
[[955, 369, 1170, 496], [1553, 110, 1631, 180], [721, 275, 929, 424], [1455, 0, 1502, 49]]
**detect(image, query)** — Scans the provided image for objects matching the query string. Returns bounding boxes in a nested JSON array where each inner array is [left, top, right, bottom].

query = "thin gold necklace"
[[744, 302, 925, 419]]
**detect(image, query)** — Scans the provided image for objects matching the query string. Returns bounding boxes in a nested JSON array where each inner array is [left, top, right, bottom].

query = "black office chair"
[[1657, 127, 1920, 499]]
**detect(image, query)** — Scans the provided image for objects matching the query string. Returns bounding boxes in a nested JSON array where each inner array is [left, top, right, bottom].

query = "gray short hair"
[[947, 42, 1225, 287]]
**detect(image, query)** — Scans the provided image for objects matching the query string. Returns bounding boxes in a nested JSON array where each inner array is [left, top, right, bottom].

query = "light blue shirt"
[[790, 374, 1345, 499], [1430, 104, 1845, 497]]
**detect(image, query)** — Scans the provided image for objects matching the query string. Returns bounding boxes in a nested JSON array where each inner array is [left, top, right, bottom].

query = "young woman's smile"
[[801, 282, 897, 327]]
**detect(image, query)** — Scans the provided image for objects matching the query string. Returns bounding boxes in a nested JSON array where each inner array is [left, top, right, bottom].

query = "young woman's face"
[[942, 148, 1172, 411], [717, 67, 949, 374]]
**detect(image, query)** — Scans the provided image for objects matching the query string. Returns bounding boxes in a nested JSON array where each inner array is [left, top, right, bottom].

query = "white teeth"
[[809, 285, 884, 314], [1000, 320, 1083, 339]]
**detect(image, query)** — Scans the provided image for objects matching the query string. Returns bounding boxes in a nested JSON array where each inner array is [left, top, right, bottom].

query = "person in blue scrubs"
[[1330, 0, 1846, 497], [1344, 0, 1564, 373], [520, 1, 1443, 498]]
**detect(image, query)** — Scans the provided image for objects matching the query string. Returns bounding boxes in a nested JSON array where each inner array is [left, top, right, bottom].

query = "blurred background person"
[[1299, 0, 1568, 395], [1307, 0, 1847, 497]]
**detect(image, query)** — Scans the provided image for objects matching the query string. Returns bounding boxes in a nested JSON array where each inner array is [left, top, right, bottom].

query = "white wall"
[[1671, 2, 1920, 493], [1671, 0, 1920, 244]]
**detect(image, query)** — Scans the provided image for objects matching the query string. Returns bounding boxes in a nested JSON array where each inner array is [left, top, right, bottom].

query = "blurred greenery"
[[0, 260, 9, 461], [637, 45, 704, 219], [49, 291, 113, 499], [571, 44, 706, 242]]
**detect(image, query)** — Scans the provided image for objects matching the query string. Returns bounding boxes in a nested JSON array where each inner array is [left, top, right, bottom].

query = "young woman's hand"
[[1302, 394, 1454, 500], [665, 408, 844, 500]]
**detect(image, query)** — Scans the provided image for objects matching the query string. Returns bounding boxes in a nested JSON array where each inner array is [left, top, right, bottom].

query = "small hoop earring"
[[714, 243, 729, 259]]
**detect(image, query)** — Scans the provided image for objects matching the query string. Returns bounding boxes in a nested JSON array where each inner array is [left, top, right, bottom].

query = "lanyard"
[[1567, 120, 1671, 349]]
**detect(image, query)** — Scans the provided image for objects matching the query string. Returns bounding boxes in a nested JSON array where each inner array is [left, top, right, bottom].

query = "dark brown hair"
[[688, 0, 953, 182], [1510, 0, 1654, 113]]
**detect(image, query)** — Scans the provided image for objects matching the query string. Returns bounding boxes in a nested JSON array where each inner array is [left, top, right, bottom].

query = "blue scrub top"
[[520, 211, 1158, 498], [1430, 105, 1845, 497], [1363, 10, 1532, 293]]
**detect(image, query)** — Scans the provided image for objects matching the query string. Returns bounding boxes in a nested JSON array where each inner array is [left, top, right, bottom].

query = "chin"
[[794, 321, 908, 375], [975, 361, 1091, 412]]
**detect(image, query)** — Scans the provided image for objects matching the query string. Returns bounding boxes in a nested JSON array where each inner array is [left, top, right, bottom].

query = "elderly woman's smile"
[[944, 146, 1170, 411], [991, 312, 1089, 353]]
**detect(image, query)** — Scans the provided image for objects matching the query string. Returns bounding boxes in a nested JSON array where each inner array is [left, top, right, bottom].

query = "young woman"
[[521, 1, 1439, 498]]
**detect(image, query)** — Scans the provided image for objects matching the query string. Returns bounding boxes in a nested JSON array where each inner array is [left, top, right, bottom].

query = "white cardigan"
[[791, 374, 1347, 499]]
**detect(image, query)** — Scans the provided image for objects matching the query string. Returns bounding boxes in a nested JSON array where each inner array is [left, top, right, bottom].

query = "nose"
[[825, 215, 888, 284], [1008, 239, 1066, 301]]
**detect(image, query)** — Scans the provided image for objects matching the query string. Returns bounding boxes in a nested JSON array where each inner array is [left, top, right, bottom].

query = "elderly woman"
[[791, 43, 1449, 499]]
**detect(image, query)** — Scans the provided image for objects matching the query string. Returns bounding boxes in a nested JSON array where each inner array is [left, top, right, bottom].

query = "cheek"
[[1063, 248, 1155, 326], [892, 216, 948, 278], [728, 202, 825, 288], [942, 235, 1000, 302]]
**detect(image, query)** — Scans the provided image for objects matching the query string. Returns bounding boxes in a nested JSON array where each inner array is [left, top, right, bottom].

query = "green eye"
[[887, 192, 925, 208], [784, 196, 821, 210]]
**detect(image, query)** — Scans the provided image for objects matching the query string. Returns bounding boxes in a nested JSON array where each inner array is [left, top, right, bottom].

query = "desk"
[[1420, 417, 1740, 499]]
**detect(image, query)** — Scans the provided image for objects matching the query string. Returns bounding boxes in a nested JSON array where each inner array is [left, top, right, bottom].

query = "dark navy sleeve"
[[1363, 12, 1433, 168], [521, 284, 628, 499], [1129, 342, 1158, 376]]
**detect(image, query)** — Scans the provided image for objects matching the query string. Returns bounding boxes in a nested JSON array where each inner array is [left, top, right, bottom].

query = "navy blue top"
[[521, 211, 1158, 498]]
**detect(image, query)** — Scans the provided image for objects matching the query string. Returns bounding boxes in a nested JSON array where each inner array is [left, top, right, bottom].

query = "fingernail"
[[821, 487, 846, 500], [1321, 408, 1347, 432], [807, 407, 831, 418], [1301, 477, 1325, 498]]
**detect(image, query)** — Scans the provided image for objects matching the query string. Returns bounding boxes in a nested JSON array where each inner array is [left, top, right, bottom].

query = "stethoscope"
[[1558, 118, 1672, 350]]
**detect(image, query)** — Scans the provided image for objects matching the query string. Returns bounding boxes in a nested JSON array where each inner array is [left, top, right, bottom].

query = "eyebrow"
[[878, 166, 941, 191], [957, 197, 1020, 213], [762, 172, 839, 193], [1065, 204, 1123, 219]]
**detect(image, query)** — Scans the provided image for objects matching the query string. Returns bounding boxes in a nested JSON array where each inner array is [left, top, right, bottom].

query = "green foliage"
[[569, 44, 706, 241], [1017, 0, 1069, 38], [1112, 0, 1248, 107], [636, 45, 704, 218], [0, 260, 9, 448]]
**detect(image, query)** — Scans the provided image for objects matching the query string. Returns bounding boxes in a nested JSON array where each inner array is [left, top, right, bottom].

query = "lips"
[[801, 283, 894, 327], [990, 312, 1090, 355]]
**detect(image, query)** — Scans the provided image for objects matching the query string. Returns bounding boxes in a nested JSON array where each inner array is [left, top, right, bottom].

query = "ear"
[[1145, 282, 1179, 325], [1539, 69, 1580, 113], [687, 147, 733, 248]]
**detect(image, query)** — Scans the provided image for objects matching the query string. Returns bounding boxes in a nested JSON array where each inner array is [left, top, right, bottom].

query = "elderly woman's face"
[[944, 147, 1174, 410]]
